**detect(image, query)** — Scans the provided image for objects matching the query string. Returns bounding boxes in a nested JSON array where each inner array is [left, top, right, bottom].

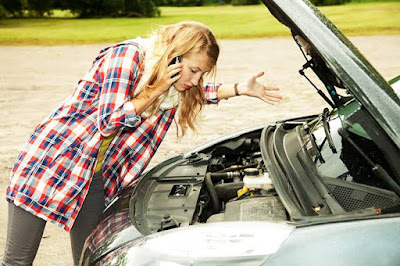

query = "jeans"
[[1, 171, 105, 266]]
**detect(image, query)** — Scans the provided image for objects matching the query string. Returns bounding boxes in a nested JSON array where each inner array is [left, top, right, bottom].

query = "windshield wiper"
[[338, 127, 400, 197], [303, 109, 336, 164], [304, 123, 325, 164], [322, 108, 337, 154]]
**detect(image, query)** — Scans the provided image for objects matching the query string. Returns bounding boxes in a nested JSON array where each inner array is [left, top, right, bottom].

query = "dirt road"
[[0, 36, 399, 265]]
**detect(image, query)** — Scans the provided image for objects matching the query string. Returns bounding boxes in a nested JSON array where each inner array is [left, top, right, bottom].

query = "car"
[[80, 0, 400, 265]]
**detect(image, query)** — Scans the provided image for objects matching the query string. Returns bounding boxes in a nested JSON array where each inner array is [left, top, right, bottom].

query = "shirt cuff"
[[122, 101, 141, 126], [204, 83, 221, 104]]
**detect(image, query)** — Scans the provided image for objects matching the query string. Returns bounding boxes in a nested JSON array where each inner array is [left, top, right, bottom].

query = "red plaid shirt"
[[6, 39, 220, 231]]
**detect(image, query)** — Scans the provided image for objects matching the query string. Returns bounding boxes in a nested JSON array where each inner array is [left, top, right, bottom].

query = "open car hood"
[[261, 0, 400, 148]]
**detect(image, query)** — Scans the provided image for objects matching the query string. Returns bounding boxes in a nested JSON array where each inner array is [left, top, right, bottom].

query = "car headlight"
[[110, 221, 294, 265]]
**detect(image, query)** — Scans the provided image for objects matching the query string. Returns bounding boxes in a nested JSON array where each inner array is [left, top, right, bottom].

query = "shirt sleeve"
[[97, 44, 143, 137], [204, 82, 222, 104]]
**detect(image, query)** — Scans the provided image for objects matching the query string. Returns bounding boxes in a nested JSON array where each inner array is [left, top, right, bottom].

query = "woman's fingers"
[[259, 86, 282, 104], [169, 67, 182, 78], [264, 94, 282, 104], [167, 63, 183, 73], [263, 86, 282, 99], [266, 92, 282, 100], [166, 64, 182, 85], [169, 73, 181, 84], [245, 72, 283, 105], [265, 86, 280, 91], [168, 69, 181, 85], [266, 96, 282, 102], [253, 71, 265, 79], [261, 97, 276, 105]]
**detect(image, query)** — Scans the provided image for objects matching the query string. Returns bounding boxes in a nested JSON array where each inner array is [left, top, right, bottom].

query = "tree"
[[27, 0, 54, 17], [231, 0, 259, 5], [0, 4, 8, 18], [1, 0, 24, 17], [65, 0, 159, 17], [154, 0, 204, 7], [309, 0, 350, 6], [125, 0, 160, 17]]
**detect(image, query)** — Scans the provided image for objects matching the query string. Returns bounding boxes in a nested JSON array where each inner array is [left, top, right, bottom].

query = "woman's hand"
[[238, 71, 282, 104], [157, 63, 182, 93], [132, 63, 182, 115]]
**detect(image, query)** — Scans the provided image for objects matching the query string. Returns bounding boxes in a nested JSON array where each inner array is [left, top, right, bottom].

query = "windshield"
[[303, 107, 387, 187], [298, 102, 400, 213]]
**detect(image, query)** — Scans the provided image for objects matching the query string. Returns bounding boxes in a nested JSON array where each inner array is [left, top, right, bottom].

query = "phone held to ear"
[[169, 55, 182, 78]]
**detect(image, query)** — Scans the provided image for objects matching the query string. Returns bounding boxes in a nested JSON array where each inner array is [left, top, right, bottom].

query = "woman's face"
[[174, 52, 212, 92]]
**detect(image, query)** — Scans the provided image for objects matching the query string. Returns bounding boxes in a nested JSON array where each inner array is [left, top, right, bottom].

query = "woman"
[[2, 21, 281, 265]]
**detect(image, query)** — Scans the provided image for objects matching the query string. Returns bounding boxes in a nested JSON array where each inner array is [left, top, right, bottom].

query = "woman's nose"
[[191, 76, 200, 86]]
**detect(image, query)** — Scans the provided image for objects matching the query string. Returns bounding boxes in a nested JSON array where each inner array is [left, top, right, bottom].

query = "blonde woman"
[[2, 21, 281, 266]]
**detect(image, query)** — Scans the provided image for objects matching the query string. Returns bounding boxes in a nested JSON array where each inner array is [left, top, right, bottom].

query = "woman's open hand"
[[239, 71, 282, 104]]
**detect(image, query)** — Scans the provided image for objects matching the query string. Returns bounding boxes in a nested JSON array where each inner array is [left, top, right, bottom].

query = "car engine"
[[129, 129, 288, 235]]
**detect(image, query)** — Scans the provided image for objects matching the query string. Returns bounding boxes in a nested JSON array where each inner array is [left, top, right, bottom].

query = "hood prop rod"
[[293, 35, 335, 109], [299, 63, 335, 109]]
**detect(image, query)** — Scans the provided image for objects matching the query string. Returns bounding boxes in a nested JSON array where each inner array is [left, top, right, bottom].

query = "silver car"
[[80, 0, 400, 265]]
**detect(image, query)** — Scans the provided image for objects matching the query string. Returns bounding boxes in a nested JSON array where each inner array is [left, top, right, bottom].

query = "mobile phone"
[[169, 55, 182, 78]]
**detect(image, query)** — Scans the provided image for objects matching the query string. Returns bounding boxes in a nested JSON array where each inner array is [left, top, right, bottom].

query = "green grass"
[[350, 0, 400, 2], [0, 2, 399, 45]]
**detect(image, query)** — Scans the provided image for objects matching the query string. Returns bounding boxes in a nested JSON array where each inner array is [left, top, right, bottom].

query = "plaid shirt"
[[6, 39, 220, 232]]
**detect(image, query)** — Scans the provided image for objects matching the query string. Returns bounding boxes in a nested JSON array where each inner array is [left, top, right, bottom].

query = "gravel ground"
[[0, 36, 399, 265]]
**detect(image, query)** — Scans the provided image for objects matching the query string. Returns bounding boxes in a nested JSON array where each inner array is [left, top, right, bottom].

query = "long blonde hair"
[[140, 21, 220, 136]]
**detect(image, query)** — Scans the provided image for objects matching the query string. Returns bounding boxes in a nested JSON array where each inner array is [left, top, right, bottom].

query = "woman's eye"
[[191, 69, 197, 74]]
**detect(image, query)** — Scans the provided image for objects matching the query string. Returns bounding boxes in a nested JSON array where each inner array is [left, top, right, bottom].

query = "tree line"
[[0, 0, 160, 17], [0, 0, 351, 18]]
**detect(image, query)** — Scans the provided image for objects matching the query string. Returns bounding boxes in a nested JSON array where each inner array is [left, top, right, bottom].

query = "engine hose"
[[209, 172, 241, 182], [218, 162, 258, 173], [205, 173, 221, 214]]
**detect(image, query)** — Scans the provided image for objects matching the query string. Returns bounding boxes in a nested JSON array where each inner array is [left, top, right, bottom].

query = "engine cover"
[[130, 154, 209, 235], [207, 196, 287, 223]]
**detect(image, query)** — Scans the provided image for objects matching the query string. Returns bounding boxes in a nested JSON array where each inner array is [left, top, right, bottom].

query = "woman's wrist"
[[154, 86, 168, 96], [234, 82, 246, 97], [234, 83, 240, 96], [131, 87, 164, 115], [216, 83, 246, 100]]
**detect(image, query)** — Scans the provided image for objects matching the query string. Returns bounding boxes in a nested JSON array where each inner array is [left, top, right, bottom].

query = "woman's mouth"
[[183, 85, 192, 90]]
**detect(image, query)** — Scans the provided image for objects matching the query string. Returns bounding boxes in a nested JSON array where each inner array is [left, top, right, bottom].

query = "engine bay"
[[129, 129, 288, 235], [129, 120, 400, 236]]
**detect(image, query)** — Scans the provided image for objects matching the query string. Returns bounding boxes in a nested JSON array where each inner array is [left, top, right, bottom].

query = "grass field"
[[0, 2, 399, 45]]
